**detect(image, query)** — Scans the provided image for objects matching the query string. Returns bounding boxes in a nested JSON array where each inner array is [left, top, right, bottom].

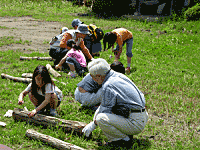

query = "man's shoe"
[[105, 139, 132, 149]]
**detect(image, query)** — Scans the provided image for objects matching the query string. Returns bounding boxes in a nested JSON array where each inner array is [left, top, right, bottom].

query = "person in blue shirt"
[[81, 58, 148, 148]]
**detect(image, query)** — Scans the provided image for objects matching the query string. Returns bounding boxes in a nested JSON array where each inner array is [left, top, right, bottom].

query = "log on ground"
[[26, 129, 86, 150], [46, 64, 62, 77], [21, 73, 67, 85], [13, 108, 87, 135], [20, 56, 54, 61], [1, 73, 32, 83]]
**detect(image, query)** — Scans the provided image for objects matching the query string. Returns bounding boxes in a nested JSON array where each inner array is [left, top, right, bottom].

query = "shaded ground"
[[0, 16, 65, 53]]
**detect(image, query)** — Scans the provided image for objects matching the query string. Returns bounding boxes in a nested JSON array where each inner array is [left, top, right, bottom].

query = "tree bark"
[[20, 56, 54, 61], [25, 129, 86, 150], [1, 73, 32, 83], [21, 73, 67, 85], [46, 64, 62, 77], [13, 108, 87, 135]]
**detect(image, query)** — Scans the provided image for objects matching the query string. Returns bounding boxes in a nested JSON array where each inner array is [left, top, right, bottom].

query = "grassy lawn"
[[0, 0, 200, 149]]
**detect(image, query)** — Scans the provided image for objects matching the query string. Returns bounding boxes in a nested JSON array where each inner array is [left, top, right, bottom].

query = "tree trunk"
[[13, 108, 87, 135], [20, 56, 54, 61], [1, 73, 32, 83], [46, 64, 62, 77], [25, 129, 86, 150]]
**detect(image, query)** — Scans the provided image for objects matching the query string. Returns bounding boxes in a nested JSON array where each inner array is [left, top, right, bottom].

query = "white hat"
[[60, 27, 68, 34]]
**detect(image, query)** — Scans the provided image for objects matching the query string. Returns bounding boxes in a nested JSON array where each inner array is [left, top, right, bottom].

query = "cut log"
[[12, 108, 87, 135], [20, 56, 54, 61], [46, 64, 62, 77], [21, 73, 33, 78], [1, 73, 32, 83], [21, 73, 67, 85], [26, 129, 86, 150]]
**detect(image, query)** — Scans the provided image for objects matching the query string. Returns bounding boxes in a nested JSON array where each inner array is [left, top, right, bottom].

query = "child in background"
[[103, 28, 133, 74], [55, 39, 87, 78], [18, 65, 63, 117]]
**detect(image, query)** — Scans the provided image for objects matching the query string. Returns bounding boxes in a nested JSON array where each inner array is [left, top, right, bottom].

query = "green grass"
[[0, 0, 200, 149]]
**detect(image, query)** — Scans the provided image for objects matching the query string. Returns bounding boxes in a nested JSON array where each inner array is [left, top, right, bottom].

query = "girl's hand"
[[28, 109, 37, 117], [18, 100, 24, 105], [55, 64, 62, 70], [18, 96, 24, 105]]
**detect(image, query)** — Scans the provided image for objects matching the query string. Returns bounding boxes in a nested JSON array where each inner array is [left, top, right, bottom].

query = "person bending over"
[[60, 24, 93, 63], [74, 61, 125, 109], [103, 28, 133, 74], [49, 27, 69, 67], [18, 65, 63, 117], [81, 58, 148, 149]]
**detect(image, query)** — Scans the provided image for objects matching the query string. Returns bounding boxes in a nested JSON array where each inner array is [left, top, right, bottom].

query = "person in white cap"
[[49, 27, 69, 68], [81, 58, 148, 149]]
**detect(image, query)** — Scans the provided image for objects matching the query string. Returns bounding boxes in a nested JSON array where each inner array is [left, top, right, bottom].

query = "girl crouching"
[[18, 65, 63, 117]]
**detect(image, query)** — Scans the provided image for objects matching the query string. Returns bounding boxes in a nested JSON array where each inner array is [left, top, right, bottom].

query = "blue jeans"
[[113, 37, 133, 57], [65, 57, 87, 76]]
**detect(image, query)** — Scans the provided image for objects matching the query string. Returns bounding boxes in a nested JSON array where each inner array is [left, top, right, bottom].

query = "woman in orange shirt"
[[103, 28, 133, 74]]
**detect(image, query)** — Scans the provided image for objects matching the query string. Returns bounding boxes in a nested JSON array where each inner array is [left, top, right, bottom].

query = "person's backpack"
[[88, 24, 104, 42]]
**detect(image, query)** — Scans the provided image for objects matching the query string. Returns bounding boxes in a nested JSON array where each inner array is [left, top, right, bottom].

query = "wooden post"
[[1, 73, 32, 83], [26, 129, 86, 150], [20, 56, 54, 61], [46, 64, 62, 77], [12, 108, 87, 135]]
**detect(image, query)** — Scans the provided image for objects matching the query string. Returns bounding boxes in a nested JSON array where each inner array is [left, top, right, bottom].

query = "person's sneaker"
[[125, 67, 131, 75], [67, 71, 77, 78], [105, 139, 132, 149], [50, 108, 58, 117]]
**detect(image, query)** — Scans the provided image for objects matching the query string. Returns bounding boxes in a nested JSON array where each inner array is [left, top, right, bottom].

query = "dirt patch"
[[0, 16, 65, 53]]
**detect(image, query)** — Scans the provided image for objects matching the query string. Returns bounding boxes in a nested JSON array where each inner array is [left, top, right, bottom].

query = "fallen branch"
[[26, 129, 86, 150], [1, 73, 32, 83], [20, 56, 54, 61], [21, 73, 67, 85], [13, 108, 87, 135], [46, 64, 62, 77]]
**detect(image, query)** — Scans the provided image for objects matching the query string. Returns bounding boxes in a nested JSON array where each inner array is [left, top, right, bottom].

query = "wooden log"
[[12, 108, 87, 135], [1, 73, 32, 83], [21, 73, 33, 78], [46, 64, 62, 77], [26, 129, 86, 150], [21, 73, 67, 85], [20, 56, 54, 61]]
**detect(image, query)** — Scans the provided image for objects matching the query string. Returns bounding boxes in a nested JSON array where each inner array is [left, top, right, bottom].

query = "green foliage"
[[184, 2, 200, 20], [184, 3, 200, 16]]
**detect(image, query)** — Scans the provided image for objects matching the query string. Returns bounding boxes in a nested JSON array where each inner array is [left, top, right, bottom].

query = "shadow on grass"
[[96, 138, 151, 150]]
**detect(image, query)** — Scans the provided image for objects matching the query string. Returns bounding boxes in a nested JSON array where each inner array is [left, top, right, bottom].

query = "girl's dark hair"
[[67, 39, 80, 50], [110, 61, 125, 74], [31, 65, 55, 96], [103, 32, 117, 50]]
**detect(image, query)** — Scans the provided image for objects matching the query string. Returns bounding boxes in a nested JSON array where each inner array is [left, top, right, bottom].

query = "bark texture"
[[46, 64, 62, 77], [26, 129, 86, 150], [20, 56, 54, 61], [21, 73, 67, 85], [1, 73, 32, 83], [13, 108, 87, 134], [1, 73, 66, 85]]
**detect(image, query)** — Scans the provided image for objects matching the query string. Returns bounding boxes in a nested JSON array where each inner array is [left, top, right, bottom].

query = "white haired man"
[[82, 58, 148, 149]]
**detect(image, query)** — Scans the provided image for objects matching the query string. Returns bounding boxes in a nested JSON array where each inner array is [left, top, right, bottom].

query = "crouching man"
[[81, 58, 148, 149]]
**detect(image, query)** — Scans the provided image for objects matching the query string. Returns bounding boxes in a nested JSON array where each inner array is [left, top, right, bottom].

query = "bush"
[[184, 3, 200, 21]]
